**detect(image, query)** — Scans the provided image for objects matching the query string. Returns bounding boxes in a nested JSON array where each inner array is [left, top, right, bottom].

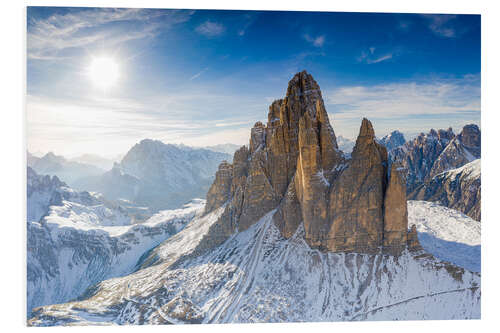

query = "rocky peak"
[[204, 160, 233, 213], [204, 71, 412, 255], [458, 124, 480, 151], [379, 130, 406, 152], [249, 121, 266, 153]]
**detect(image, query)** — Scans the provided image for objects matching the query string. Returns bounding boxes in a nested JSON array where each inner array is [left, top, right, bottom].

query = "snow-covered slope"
[[29, 205, 480, 326], [408, 200, 480, 272], [27, 167, 205, 315]]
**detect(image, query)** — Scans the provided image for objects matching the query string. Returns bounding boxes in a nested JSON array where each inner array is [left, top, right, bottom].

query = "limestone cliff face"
[[204, 71, 413, 255], [383, 163, 409, 253], [205, 161, 232, 213]]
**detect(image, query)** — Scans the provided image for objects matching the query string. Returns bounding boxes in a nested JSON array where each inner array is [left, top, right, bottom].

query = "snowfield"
[[408, 200, 481, 272], [29, 202, 480, 326]]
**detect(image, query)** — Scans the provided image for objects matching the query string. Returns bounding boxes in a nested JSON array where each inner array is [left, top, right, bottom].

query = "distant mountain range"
[[391, 125, 480, 191], [73, 139, 231, 212], [69, 153, 122, 170], [27, 152, 104, 187]]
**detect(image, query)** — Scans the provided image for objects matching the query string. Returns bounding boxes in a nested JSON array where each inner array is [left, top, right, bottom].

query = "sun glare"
[[87, 56, 120, 90]]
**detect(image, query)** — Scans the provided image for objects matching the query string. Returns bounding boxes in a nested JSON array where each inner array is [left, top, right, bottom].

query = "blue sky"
[[27, 7, 480, 157]]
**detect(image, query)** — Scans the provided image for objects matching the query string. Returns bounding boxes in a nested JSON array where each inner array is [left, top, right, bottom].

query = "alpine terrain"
[[27, 167, 205, 315], [391, 124, 480, 194], [74, 140, 230, 212], [28, 71, 480, 325]]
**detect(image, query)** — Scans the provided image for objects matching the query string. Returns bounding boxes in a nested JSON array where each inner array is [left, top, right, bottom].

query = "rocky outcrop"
[[428, 124, 481, 179], [205, 161, 232, 213], [204, 71, 413, 255], [410, 159, 481, 221], [383, 163, 409, 254]]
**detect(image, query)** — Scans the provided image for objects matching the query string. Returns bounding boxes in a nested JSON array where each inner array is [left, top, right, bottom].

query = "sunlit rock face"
[[204, 71, 414, 255]]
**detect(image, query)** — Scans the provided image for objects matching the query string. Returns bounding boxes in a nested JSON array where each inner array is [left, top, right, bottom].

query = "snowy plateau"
[[28, 199, 480, 325]]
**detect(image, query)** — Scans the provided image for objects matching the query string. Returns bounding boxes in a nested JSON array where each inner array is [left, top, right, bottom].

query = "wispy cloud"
[[303, 34, 326, 47], [189, 67, 209, 81], [196, 20, 225, 37], [325, 75, 480, 138], [327, 75, 480, 117], [421, 14, 458, 38], [358, 49, 393, 64], [237, 13, 258, 36], [27, 8, 192, 60]]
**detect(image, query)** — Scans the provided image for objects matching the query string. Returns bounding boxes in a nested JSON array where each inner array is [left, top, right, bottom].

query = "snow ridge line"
[[349, 286, 480, 321]]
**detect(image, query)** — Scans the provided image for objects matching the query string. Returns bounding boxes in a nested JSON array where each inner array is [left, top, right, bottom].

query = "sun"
[[87, 56, 120, 90]]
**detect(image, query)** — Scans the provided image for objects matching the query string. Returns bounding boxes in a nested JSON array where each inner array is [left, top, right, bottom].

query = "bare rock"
[[383, 163, 408, 254], [407, 225, 422, 251], [327, 118, 388, 253], [205, 161, 233, 213]]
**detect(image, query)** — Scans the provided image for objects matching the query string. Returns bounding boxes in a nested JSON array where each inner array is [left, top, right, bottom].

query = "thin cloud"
[[237, 13, 258, 36], [326, 75, 480, 120], [189, 67, 209, 81], [422, 14, 458, 38], [358, 49, 393, 64], [196, 20, 225, 37], [303, 34, 326, 47], [325, 75, 480, 139], [27, 8, 193, 60]]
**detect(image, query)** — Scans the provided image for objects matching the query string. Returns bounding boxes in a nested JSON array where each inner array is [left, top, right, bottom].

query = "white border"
[[2, 1, 498, 332]]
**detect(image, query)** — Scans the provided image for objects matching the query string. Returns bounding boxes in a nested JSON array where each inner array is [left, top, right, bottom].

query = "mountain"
[[29, 71, 480, 325], [336, 135, 355, 154], [27, 167, 204, 315], [27, 151, 104, 187], [409, 159, 481, 221], [70, 153, 120, 171], [204, 143, 241, 156], [74, 140, 231, 212], [378, 130, 406, 151]]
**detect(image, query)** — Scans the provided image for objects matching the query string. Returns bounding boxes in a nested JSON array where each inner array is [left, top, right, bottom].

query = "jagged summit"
[[204, 71, 415, 255], [378, 130, 406, 151]]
